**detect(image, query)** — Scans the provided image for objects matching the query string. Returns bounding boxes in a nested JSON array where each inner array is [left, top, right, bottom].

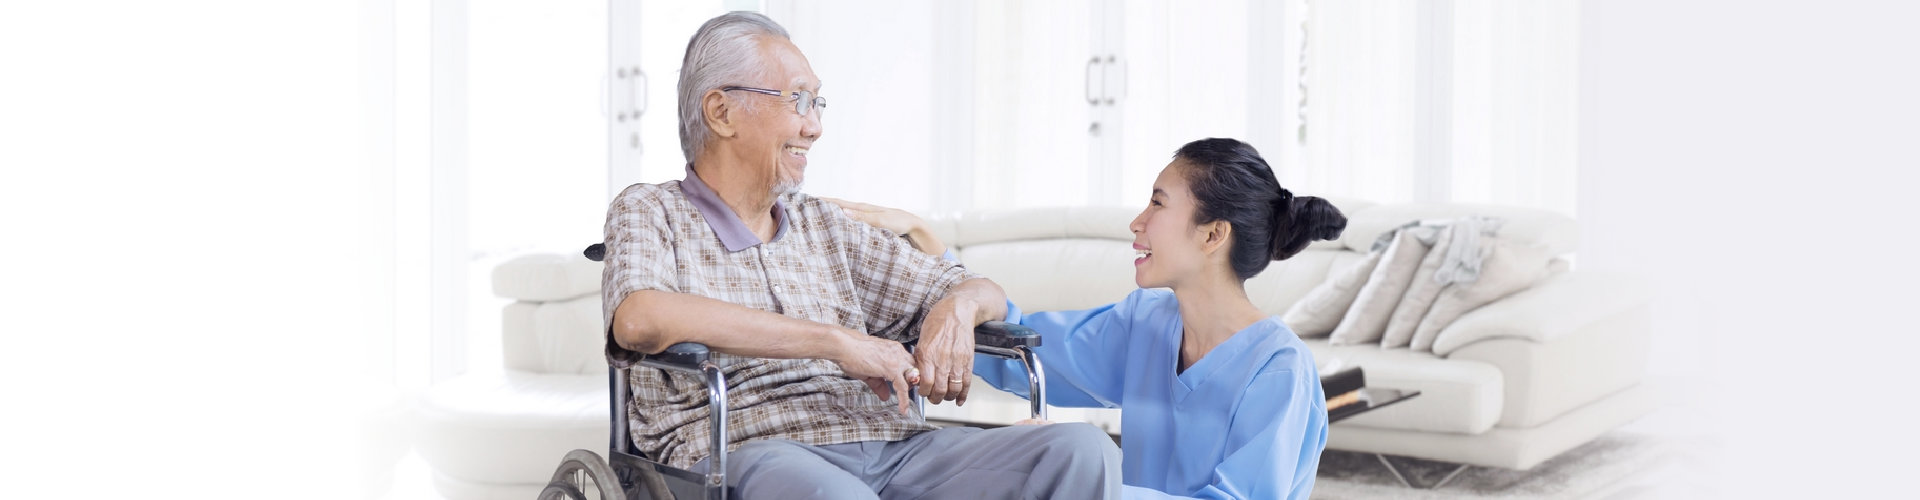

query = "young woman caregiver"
[[829, 138, 1348, 499]]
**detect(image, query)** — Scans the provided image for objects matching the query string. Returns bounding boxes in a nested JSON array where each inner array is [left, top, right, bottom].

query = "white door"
[[969, 0, 1100, 209]]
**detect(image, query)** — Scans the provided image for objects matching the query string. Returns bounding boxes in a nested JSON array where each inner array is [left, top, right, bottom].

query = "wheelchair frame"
[[541, 245, 1048, 500]]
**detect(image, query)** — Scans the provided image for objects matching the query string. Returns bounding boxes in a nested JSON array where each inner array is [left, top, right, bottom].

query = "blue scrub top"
[[976, 289, 1329, 500]]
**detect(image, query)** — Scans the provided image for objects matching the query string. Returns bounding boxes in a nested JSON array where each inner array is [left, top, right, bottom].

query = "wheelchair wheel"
[[539, 482, 587, 500], [539, 449, 626, 500]]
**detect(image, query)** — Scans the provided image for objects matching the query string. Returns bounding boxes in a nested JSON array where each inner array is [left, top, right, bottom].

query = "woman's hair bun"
[[1269, 196, 1346, 260]]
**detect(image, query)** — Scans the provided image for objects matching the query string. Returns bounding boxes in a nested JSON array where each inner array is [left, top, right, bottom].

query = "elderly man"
[[601, 11, 1121, 500]]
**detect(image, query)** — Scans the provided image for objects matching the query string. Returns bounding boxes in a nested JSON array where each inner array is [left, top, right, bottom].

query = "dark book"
[[1322, 366, 1366, 398]]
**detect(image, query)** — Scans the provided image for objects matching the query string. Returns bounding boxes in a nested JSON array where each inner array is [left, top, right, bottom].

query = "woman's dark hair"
[[1174, 138, 1347, 281]]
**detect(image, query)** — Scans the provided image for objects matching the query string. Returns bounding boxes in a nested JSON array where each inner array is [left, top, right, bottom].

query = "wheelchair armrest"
[[973, 321, 1040, 358], [637, 342, 712, 373], [642, 323, 1025, 370], [971, 320, 1048, 419]]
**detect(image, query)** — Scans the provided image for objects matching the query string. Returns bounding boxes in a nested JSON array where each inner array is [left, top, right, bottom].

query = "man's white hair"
[[678, 12, 791, 161]]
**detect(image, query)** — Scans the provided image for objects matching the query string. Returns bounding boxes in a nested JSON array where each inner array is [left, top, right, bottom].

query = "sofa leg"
[[1373, 454, 1469, 489], [1430, 462, 1469, 489]]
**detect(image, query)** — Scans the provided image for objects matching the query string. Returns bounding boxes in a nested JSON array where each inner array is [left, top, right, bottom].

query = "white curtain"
[[1298, 0, 1579, 216], [1298, 0, 1421, 205], [732, 1, 1581, 216], [1450, 0, 1579, 216]]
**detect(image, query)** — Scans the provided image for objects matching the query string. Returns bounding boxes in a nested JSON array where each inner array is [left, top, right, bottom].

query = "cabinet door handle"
[[629, 67, 648, 117], [611, 67, 647, 122], [1085, 56, 1102, 105]]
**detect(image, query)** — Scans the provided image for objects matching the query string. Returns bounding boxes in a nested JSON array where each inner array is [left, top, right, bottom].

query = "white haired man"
[[600, 11, 1122, 500]]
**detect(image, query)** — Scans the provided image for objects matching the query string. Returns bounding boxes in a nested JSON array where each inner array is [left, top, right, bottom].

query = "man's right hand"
[[830, 330, 922, 416]]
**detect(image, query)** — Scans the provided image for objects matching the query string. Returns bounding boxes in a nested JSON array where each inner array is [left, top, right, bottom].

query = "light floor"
[[379, 402, 1716, 500]]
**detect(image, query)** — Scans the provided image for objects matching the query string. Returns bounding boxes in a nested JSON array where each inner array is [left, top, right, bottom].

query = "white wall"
[[1, 2, 371, 497], [1579, 0, 1920, 495]]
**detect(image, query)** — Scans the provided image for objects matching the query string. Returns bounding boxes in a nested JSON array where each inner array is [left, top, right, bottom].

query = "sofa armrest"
[[494, 253, 603, 302], [1430, 271, 1650, 356]]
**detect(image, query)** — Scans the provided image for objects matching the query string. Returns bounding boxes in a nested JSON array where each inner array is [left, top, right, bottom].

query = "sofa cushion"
[[502, 295, 610, 375], [493, 253, 603, 302], [1446, 312, 1650, 429], [1305, 339, 1504, 434], [958, 239, 1143, 312], [1428, 271, 1643, 356], [416, 370, 607, 485], [939, 206, 1134, 247]]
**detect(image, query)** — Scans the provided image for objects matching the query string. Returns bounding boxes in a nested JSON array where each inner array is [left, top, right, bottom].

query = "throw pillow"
[[1282, 252, 1383, 337], [1329, 230, 1430, 345], [1380, 226, 1455, 348], [1410, 236, 1553, 352]]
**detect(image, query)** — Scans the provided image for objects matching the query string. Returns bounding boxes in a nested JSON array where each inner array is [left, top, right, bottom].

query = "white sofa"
[[919, 200, 1653, 471], [415, 253, 608, 500], [416, 199, 1651, 497]]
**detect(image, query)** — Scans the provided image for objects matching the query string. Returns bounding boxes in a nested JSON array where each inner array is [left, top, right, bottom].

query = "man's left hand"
[[914, 295, 978, 406]]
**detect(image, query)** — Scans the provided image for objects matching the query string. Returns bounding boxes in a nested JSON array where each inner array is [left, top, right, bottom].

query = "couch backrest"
[[489, 198, 1576, 372], [929, 199, 1576, 315], [493, 254, 607, 375]]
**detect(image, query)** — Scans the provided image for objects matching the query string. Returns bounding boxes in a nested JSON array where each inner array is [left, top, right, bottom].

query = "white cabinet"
[[968, 0, 1279, 209]]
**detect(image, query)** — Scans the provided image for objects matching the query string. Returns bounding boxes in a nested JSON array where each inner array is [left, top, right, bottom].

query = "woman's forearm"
[[904, 223, 948, 256]]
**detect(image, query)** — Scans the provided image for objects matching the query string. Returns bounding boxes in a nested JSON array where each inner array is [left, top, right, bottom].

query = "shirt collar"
[[682, 164, 788, 252]]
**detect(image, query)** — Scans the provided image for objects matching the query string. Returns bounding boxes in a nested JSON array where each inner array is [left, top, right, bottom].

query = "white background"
[[1577, 0, 1920, 496], [3, 0, 1917, 497]]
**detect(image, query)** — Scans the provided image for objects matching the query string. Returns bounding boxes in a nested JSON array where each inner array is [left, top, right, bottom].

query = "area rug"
[[1311, 424, 1716, 499]]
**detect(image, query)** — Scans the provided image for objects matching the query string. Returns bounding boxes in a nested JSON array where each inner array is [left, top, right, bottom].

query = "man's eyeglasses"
[[722, 86, 827, 117]]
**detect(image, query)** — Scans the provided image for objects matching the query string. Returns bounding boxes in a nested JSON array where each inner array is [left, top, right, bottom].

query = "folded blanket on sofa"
[[1283, 216, 1556, 353]]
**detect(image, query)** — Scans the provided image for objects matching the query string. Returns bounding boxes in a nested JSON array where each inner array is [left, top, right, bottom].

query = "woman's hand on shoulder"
[[822, 197, 947, 256]]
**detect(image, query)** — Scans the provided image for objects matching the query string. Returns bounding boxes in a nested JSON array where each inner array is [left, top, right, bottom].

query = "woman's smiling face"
[[1129, 160, 1212, 289]]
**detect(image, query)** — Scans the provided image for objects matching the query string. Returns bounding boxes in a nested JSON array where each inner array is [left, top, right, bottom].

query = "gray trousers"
[[689, 423, 1122, 500]]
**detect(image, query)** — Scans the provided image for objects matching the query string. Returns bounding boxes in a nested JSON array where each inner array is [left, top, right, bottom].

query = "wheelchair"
[[538, 244, 1050, 500]]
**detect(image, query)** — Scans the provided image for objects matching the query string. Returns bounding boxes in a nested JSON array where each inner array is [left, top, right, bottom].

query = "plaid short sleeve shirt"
[[601, 167, 980, 470]]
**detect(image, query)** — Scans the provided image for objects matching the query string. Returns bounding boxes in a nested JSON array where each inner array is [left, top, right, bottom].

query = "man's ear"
[[1202, 220, 1233, 255], [702, 90, 737, 139]]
